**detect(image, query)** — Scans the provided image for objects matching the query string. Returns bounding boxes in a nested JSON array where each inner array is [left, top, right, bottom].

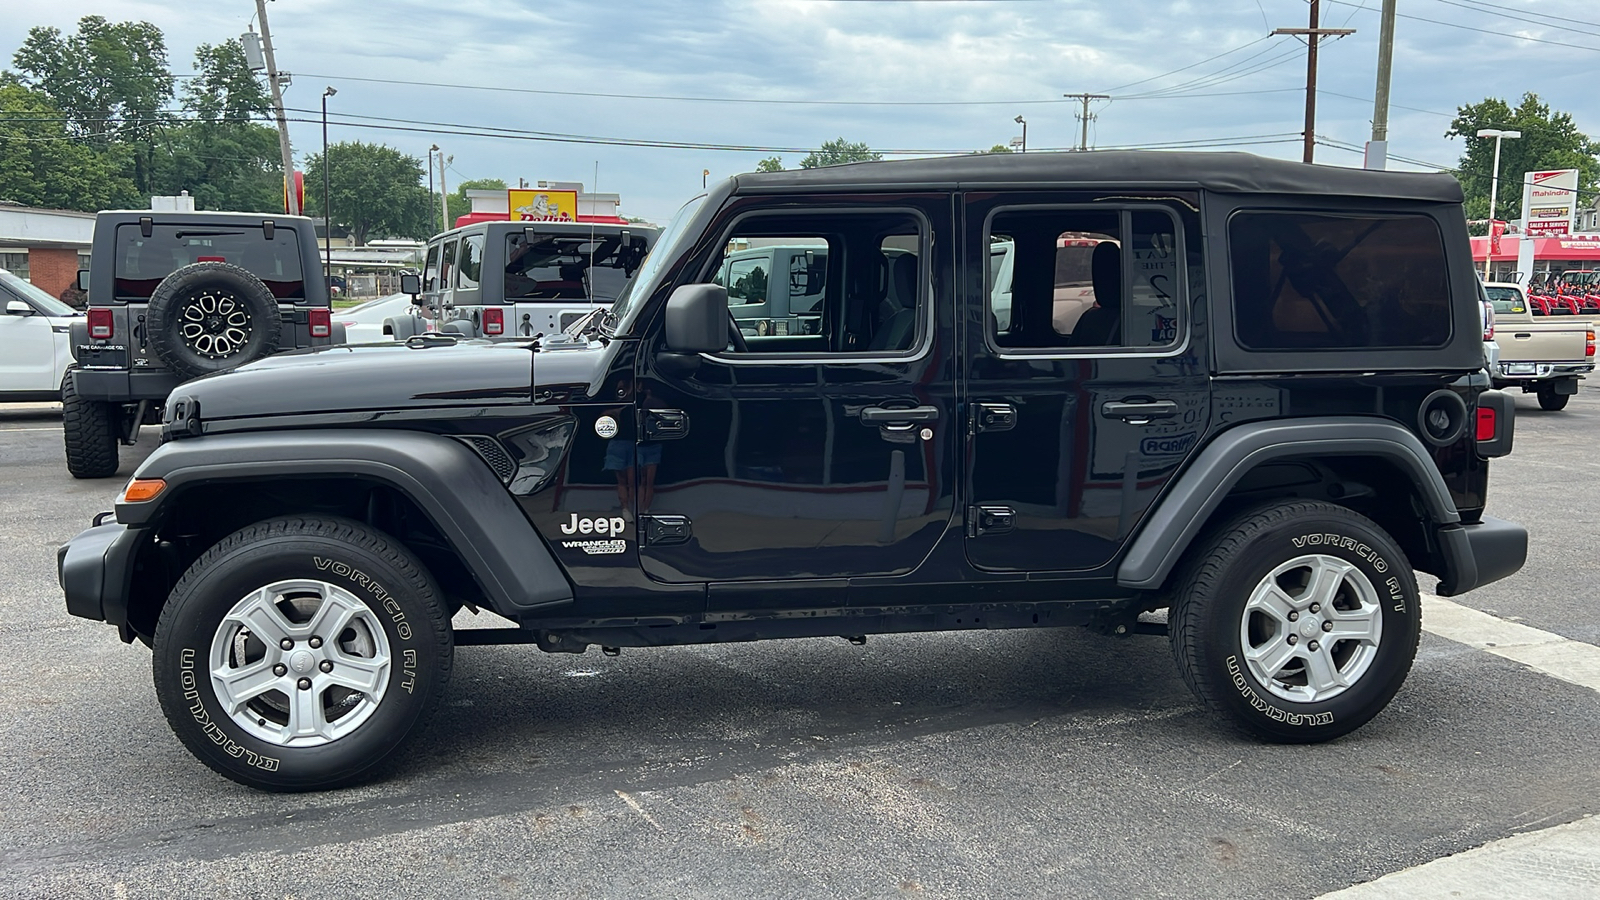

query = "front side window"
[[114, 223, 305, 300], [987, 208, 1181, 350], [440, 240, 458, 290], [422, 243, 441, 293], [456, 234, 484, 290], [1230, 211, 1450, 350], [710, 210, 924, 355]]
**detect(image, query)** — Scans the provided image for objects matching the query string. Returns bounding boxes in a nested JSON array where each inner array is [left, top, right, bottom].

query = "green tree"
[[976, 144, 1013, 154], [755, 156, 784, 172], [0, 79, 140, 210], [11, 16, 174, 195], [1448, 93, 1600, 227], [302, 141, 434, 244], [148, 40, 282, 212], [799, 138, 881, 169], [445, 177, 508, 226]]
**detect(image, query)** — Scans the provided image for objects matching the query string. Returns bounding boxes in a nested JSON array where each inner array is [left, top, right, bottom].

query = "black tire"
[[61, 367, 120, 479], [1537, 389, 1569, 411], [152, 517, 453, 791], [146, 262, 283, 380], [1169, 500, 1421, 743]]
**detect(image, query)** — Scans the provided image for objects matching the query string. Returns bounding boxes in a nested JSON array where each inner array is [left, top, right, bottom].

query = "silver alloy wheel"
[[208, 579, 391, 747], [1239, 554, 1383, 703], [178, 291, 253, 358]]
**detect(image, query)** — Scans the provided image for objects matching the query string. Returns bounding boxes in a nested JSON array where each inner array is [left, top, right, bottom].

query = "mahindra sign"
[[1522, 169, 1579, 236]]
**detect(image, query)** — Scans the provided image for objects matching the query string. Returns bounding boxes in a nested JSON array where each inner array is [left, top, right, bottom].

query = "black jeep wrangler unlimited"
[[59, 152, 1527, 791], [63, 210, 343, 479]]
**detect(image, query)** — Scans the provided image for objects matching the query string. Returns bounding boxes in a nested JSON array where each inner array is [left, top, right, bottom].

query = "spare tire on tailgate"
[[147, 262, 283, 379]]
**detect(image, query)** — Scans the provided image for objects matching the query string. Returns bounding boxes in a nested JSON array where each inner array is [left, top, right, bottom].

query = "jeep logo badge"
[[595, 416, 618, 439], [560, 513, 627, 537]]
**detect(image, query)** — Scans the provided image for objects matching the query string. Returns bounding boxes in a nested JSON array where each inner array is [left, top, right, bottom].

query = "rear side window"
[[456, 234, 484, 290], [113, 224, 304, 300], [1230, 212, 1450, 350]]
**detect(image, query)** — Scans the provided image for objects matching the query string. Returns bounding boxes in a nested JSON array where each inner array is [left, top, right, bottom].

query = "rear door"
[[635, 194, 958, 597], [961, 192, 1209, 574]]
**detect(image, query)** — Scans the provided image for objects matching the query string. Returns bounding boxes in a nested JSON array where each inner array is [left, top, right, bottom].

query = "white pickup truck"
[[1485, 281, 1594, 410]]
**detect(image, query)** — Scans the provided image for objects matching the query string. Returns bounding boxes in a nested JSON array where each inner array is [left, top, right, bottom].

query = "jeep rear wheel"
[[1169, 500, 1421, 743], [147, 262, 282, 379], [152, 517, 452, 791], [61, 368, 119, 479]]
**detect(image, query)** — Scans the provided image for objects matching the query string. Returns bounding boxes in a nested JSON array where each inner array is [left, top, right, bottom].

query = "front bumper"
[[58, 521, 143, 633], [1435, 515, 1528, 597]]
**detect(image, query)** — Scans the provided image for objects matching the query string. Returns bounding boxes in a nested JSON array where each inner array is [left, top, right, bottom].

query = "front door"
[[635, 196, 957, 594], [961, 192, 1210, 574]]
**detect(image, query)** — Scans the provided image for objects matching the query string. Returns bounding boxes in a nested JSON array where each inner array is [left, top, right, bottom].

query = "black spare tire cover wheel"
[[147, 262, 284, 379]]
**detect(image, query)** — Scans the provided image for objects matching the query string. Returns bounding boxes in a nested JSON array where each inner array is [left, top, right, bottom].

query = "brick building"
[[0, 203, 94, 301]]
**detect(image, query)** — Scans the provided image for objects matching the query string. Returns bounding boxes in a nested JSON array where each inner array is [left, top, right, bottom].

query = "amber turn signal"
[[121, 478, 167, 503]]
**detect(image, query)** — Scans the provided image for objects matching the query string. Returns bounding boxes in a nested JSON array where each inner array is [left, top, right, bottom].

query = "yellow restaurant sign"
[[508, 189, 578, 222]]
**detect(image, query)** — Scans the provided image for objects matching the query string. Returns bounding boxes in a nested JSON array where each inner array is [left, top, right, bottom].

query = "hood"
[[171, 339, 535, 423]]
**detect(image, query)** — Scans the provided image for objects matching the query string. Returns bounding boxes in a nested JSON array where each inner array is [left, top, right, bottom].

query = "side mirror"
[[77, 269, 90, 291], [6, 300, 32, 316], [400, 273, 421, 295], [663, 283, 729, 353]]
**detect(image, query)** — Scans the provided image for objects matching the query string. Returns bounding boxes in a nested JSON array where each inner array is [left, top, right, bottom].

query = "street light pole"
[[1015, 115, 1027, 153], [321, 86, 336, 290], [1477, 128, 1522, 280]]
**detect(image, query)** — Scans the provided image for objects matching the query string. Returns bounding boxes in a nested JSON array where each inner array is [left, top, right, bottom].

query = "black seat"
[[869, 253, 918, 351], [1070, 242, 1122, 346]]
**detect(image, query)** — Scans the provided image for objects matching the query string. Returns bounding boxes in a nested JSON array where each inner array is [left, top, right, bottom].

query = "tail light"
[[1476, 406, 1497, 441], [482, 306, 504, 336], [308, 308, 331, 338], [87, 308, 113, 339], [1587, 330, 1595, 358], [1481, 301, 1495, 340]]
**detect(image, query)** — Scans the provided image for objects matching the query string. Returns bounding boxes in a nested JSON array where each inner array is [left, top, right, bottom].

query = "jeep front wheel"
[[152, 517, 452, 791], [1169, 501, 1421, 743]]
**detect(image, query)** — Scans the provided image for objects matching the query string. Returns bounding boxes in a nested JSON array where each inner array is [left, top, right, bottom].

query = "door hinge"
[[966, 505, 1015, 537], [643, 409, 690, 440], [641, 514, 692, 546], [973, 402, 1016, 433]]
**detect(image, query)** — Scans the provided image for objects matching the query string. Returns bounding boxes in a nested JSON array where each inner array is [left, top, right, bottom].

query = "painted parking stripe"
[[1316, 814, 1600, 899], [1421, 593, 1600, 694]]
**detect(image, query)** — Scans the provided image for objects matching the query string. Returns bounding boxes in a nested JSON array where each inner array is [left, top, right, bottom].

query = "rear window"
[[1484, 285, 1526, 315], [1229, 212, 1451, 350], [505, 232, 637, 302], [113, 223, 304, 300]]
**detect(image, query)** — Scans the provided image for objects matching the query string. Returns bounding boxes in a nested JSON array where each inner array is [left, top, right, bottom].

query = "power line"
[[1095, 34, 1274, 94], [1326, 0, 1600, 52], [1430, 0, 1600, 38]]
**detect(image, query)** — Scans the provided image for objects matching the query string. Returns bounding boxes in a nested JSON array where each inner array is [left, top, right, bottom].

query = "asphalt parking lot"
[[2, 389, 1598, 899]]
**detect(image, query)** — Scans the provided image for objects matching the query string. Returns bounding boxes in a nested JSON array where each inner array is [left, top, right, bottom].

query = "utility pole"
[[253, 0, 299, 214], [437, 148, 450, 232], [1274, 0, 1354, 164], [1063, 93, 1109, 151], [1366, 0, 1397, 169]]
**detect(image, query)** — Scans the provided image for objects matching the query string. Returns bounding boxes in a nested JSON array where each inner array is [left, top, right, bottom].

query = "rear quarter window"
[[1229, 211, 1451, 350]]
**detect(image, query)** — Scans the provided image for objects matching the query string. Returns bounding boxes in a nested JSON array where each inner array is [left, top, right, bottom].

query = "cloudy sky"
[[4, 0, 1597, 223]]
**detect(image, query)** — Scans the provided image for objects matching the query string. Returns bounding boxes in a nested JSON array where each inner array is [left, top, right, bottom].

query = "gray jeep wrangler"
[[63, 210, 343, 478], [59, 152, 1526, 791]]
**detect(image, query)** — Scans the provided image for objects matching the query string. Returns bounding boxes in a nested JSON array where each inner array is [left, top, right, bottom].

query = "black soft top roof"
[[733, 150, 1462, 203]]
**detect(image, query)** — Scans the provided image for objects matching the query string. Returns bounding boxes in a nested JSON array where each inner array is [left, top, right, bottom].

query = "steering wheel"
[[727, 312, 750, 352]]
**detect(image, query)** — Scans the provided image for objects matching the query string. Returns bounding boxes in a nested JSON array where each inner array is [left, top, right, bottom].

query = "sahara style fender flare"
[[1116, 417, 1460, 591]]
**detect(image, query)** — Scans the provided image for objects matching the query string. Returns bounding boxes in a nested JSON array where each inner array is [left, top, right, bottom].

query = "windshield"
[[1484, 285, 1526, 315], [0, 269, 80, 316], [609, 194, 708, 331]]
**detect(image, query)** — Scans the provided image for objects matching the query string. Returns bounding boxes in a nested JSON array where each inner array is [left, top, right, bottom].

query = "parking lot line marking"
[[0, 427, 60, 432], [1422, 594, 1600, 694], [1315, 813, 1600, 899]]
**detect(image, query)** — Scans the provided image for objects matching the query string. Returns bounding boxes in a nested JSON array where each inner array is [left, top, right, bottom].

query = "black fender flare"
[[1116, 417, 1460, 591], [118, 429, 572, 615]]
